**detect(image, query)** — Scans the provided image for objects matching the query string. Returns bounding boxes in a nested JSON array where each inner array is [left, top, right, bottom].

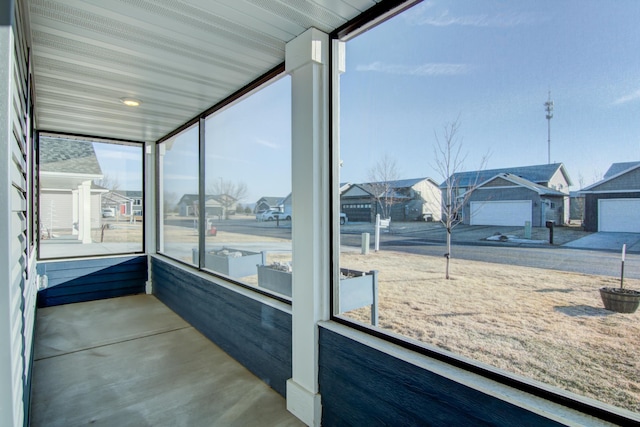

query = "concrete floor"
[[31, 294, 304, 427]]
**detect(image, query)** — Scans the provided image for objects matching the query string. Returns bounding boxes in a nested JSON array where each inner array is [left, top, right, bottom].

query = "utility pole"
[[544, 91, 554, 164]]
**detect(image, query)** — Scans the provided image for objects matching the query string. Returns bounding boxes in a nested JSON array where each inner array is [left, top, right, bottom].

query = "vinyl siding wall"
[[151, 257, 293, 396], [1, 1, 37, 425], [36, 256, 148, 308], [319, 326, 567, 427]]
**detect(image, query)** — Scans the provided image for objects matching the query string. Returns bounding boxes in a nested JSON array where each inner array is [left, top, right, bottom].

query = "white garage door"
[[599, 199, 640, 232], [470, 200, 532, 226]]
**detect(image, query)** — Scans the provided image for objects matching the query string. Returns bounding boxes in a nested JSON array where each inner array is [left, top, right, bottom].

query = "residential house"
[[39, 137, 105, 243], [177, 194, 238, 218], [580, 162, 640, 232], [254, 196, 284, 213], [340, 177, 442, 223], [464, 173, 569, 227], [102, 190, 143, 217], [101, 190, 132, 216], [122, 190, 143, 216], [444, 163, 572, 226]]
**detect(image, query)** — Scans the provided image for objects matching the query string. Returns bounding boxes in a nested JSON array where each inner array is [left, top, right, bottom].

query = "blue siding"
[[151, 257, 292, 397], [36, 256, 147, 307], [319, 327, 565, 427]]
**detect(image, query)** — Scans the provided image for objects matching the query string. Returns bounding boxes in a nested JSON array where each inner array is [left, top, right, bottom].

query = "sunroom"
[[2, 0, 639, 426]]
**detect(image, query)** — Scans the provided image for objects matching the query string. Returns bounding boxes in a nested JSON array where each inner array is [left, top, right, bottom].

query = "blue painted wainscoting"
[[151, 257, 292, 397], [36, 256, 148, 308], [319, 326, 565, 427]]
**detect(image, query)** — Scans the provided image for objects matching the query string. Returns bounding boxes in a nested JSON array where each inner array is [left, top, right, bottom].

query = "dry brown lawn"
[[340, 250, 640, 414]]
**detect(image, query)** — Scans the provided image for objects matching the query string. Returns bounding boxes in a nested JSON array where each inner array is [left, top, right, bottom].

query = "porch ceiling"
[[26, 0, 383, 143]]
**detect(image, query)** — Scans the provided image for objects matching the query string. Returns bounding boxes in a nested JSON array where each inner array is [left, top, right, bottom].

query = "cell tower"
[[544, 91, 554, 164]]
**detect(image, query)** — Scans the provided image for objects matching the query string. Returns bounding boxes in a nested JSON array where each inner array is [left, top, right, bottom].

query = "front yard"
[[340, 250, 640, 414]]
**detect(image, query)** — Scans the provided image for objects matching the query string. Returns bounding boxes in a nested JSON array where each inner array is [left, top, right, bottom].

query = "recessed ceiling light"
[[120, 97, 142, 107]]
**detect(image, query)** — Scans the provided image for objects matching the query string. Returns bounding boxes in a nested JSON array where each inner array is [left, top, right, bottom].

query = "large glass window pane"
[[39, 135, 143, 258], [158, 124, 199, 265], [203, 77, 292, 293], [335, 1, 640, 416]]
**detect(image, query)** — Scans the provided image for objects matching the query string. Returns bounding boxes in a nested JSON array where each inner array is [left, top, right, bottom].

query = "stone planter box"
[[192, 247, 265, 278], [256, 265, 378, 325]]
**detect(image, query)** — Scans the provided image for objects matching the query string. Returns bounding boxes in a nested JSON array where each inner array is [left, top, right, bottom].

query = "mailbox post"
[[545, 220, 554, 244]]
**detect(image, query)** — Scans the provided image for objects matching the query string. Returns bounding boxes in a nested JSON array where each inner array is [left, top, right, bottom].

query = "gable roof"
[[341, 184, 375, 198], [255, 196, 283, 206], [356, 177, 437, 199], [603, 162, 640, 179], [116, 190, 143, 199], [178, 194, 232, 205], [582, 162, 640, 192], [442, 163, 571, 189], [475, 173, 566, 196], [365, 177, 438, 189], [40, 137, 103, 175]]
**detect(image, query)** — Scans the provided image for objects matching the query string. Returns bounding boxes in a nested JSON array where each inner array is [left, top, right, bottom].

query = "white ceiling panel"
[[26, 0, 387, 142]]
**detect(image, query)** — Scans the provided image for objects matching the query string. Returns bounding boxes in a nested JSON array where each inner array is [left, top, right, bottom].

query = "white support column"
[[71, 189, 79, 235], [157, 143, 165, 253], [285, 28, 330, 427], [78, 181, 92, 243], [144, 141, 156, 294]]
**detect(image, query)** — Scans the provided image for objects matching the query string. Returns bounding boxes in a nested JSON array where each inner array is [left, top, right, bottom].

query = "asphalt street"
[[373, 239, 639, 279], [163, 217, 640, 279]]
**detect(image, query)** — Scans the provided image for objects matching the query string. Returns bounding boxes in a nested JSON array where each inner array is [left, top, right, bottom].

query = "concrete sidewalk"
[[562, 232, 640, 252], [342, 222, 589, 247]]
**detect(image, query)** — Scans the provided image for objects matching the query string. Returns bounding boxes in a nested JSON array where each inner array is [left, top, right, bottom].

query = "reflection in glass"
[[158, 124, 199, 265], [202, 77, 292, 292]]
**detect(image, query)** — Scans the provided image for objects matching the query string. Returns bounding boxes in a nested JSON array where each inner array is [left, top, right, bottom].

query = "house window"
[[332, 1, 639, 420], [38, 134, 143, 259]]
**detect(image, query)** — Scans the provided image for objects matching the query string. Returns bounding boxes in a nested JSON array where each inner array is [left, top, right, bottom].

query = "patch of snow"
[[485, 234, 547, 244]]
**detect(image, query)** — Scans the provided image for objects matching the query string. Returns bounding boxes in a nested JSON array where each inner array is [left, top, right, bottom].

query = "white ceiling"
[[26, 0, 386, 142]]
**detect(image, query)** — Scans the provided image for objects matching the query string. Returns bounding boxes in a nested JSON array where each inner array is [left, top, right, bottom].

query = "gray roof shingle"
[[40, 137, 102, 175], [603, 162, 640, 179], [442, 163, 570, 188]]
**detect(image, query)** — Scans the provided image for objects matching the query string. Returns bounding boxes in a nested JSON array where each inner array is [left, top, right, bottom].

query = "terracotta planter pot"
[[599, 287, 640, 313]]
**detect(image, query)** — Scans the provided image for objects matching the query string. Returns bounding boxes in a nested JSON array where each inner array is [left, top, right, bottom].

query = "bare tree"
[[93, 173, 121, 191], [574, 174, 586, 225], [163, 191, 179, 214], [207, 178, 248, 219], [433, 120, 488, 279], [367, 154, 400, 220]]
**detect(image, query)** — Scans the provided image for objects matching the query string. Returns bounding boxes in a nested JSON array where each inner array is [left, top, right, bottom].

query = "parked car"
[[421, 212, 434, 222], [260, 209, 290, 221], [102, 208, 115, 218], [340, 212, 348, 225]]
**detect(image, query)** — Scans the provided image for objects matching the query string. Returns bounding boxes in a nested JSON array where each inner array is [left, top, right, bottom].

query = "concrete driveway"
[[562, 232, 640, 252]]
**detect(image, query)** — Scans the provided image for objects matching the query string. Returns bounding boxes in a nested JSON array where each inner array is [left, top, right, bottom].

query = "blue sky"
[[340, 0, 640, 188], [159, 77, 292, 203], [99, 1, 640, 202], [93, 142, 143, 190]]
